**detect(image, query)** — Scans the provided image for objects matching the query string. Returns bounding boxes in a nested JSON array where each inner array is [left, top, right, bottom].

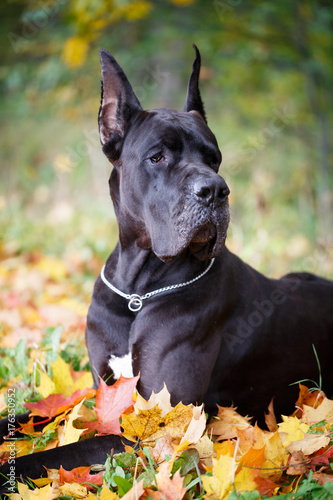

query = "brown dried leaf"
[[265, 399, 278, 432], [207, 404, 252, 440], [150, 433, 175, 464], [286, 450, 310, 475], [286, 432, 330, 455]]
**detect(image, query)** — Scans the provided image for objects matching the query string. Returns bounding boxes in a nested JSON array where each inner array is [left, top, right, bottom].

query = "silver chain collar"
[[100, 258, 215, 312]]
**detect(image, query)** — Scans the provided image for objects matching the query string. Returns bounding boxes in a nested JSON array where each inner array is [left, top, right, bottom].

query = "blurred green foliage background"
[[0, 0, 332, 278]]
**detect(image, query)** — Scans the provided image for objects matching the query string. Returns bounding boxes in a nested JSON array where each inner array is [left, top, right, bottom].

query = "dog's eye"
[[150, 153, 164, 164]]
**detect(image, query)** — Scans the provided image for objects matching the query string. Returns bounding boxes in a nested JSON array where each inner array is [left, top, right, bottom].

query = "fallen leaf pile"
[[1, 252, 333, 499]]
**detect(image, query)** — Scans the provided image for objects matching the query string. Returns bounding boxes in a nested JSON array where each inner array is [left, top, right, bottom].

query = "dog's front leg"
[[86, 277, 134, 387], [129, 305, 221, 407]]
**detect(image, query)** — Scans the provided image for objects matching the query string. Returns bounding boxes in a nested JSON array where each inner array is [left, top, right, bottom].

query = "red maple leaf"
[[309, 446, 333, 469], [82, 375, 139, 435], [24, 388, 96, 417], [59, 465, 104, 490]]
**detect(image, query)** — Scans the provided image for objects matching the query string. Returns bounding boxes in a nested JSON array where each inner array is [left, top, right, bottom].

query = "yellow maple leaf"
[[58, 482, 87, 498], [30, 478, 53, 488], [51, 356, 78, 397], [38, 357, 93, 398], [58, 399, 86, 446], [121, 402, 193, 445], [38, 371, 56, 399], [204, 446, 267, 498], [8, 482, 30, 500], [122, 404, 161, 442], [32, 484, 56, 500], [278, 416, 309, 448], [100, 484, 119, 499], [202, 454, 234, 499], [170, 405, 206, 466], [9, 483, 57, 500], [234, 467, 258, 495], [214, 440, 235, 459], [261, 430, 289, 481], [303, 397, 333, 423], [235, 446, 266, 493], [72, 370, 94, 393]]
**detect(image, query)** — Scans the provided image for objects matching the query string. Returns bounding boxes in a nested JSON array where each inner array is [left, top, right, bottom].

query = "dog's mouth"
[[189, 224, 221, 261], [152, 203, 230, 263]]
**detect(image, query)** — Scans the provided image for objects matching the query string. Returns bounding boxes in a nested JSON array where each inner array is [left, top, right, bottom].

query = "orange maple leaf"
[[24, 388, 95, 417], [83, 375, 139, 435], [237, 445, 265, 473], [293, 383, 325, 415], [254, 475, 279, 497], [59, 465, 103, 490]]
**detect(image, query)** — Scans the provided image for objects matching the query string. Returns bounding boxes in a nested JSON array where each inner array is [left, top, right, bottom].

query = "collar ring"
[[128, 294, 143, 312]]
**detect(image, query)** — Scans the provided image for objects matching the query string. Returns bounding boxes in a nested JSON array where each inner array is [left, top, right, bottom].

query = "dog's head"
[[98, 45, 230, 262]]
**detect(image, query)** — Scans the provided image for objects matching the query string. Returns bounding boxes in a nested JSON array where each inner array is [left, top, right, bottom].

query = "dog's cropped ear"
[[99, 49, 142, 162], [183, 44, 207, 123]]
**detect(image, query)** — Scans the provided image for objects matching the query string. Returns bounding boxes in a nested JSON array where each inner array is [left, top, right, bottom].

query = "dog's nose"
[[193, 177, 230, 206]]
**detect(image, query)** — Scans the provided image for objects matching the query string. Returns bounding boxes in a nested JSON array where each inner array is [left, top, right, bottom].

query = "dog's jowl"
[[86, 45, 333, 421], [0, 46, 332, 488]]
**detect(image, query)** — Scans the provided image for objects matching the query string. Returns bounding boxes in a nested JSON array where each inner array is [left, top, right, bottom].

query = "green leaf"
[[136, 470, 155, 489], [179, 448, 200, 476], [113, 452, 137, 469], [113, 475, 133, 497]]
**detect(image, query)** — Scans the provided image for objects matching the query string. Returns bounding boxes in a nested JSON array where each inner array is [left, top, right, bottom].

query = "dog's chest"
[[108, 352, 133, 379]]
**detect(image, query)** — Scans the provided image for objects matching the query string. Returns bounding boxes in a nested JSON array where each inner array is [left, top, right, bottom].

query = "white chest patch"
[[108, 352, 133, 379]]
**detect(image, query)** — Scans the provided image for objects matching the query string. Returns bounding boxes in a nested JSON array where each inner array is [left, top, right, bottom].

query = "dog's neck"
[[107, 240, 212, 298]]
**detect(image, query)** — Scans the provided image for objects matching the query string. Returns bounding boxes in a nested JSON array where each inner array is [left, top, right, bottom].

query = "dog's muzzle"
[[187, 175, 230, 260]]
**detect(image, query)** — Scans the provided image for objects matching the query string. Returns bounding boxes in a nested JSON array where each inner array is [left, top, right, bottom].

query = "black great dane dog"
[[86, 44, 333, 417], [0, 45, 332, 490]]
